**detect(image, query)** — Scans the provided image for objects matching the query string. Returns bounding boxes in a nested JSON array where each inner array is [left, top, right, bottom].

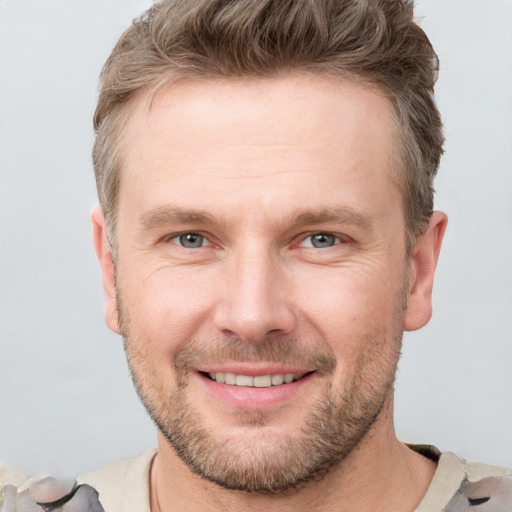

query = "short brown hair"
[[93, 0, 443, 255]]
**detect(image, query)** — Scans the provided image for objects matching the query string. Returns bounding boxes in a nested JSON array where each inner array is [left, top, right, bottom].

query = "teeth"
[[235, 375, 253, 387], [271, 374, 284, 385], [225, 373, 236, 385], [207, 372, 304, 387], [253, 375, 272, 388]]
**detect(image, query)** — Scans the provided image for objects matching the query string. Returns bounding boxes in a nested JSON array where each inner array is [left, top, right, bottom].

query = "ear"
[[91, 206, 120, 333], [404, 211, 448, 332]]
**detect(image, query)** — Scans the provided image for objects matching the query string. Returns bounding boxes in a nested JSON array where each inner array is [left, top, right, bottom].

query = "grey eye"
[[309, 233, 337, 248], [178, 233, 205, 248]]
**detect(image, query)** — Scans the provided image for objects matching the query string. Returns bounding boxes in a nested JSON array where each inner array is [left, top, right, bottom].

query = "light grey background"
[[1, 0, 511, 480]]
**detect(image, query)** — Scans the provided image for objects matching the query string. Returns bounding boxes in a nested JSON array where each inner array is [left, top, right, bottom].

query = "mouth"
[[200, 371, 313, 387], [196, 368, 319, 409]]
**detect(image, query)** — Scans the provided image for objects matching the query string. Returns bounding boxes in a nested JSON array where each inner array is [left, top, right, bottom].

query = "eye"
[[301, 233, 340, 249], [171, 232, 209, 248]]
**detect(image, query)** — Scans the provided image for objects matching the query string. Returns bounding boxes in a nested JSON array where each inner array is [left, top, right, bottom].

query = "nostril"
[[213, 298, 296, 343]]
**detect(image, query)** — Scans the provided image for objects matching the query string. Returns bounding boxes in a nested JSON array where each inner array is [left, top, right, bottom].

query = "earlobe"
[[91, 206, 120, 333], [403, 211, 448, 332]]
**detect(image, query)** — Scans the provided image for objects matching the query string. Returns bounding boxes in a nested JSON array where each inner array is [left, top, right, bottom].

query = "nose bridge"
[[214, 240, 295, 342], [236, 243, 274, 311]]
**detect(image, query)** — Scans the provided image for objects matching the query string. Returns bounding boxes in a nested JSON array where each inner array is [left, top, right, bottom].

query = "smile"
[[206, 372, 308, 387]]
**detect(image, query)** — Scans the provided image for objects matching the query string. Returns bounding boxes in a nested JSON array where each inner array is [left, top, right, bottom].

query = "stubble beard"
[[118, 290, 405, 495]]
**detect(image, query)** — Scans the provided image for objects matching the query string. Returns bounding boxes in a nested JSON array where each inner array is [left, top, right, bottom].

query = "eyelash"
[[299, 233, 345, 249], [168, 232, 210, 248], [164, 231, 348, 250]]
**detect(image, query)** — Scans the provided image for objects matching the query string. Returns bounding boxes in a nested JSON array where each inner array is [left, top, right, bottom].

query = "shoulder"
[[0, 449, 156, 512], [445, 458, 512, 511], [413, 447, 512, 512], [1, 467, 103, 511], [77, 448, 157, 512], [0, 466, 27, 488], [465, 459, 512, 481]]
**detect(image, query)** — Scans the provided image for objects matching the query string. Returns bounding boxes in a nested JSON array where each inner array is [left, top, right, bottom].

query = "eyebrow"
[[138, 205, 374, 231], [291, 207, 373, 229], [139, 206, 217, 230]]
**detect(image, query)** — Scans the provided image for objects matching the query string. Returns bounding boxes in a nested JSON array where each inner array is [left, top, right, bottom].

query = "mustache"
[[172, 335, 337, 374]]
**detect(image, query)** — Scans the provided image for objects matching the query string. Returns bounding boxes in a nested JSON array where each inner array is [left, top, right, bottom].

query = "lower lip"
[[196, 372, 316, 409]]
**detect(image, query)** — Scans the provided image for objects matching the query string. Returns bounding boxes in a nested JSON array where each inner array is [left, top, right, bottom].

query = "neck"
[[150, 396, 436, 512]]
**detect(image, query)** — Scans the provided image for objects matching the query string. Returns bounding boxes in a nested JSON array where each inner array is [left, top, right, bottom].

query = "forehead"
[[118, 75, 400, 224], [126, 74, 396, 156]]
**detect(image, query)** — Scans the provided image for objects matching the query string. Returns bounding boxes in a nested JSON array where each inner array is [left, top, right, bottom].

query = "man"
[[1, 1, 510, 511]]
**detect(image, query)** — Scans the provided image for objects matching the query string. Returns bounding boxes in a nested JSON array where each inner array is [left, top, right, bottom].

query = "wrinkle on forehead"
[[189, 168, 321, 181]]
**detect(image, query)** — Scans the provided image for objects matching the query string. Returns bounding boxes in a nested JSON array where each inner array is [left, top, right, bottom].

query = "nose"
[[213, 245, 296, 343]]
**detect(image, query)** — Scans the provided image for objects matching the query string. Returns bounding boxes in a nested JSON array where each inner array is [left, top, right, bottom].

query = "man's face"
[[98, 75, 427, 492]]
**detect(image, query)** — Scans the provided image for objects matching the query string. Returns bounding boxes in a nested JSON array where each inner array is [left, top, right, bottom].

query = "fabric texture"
[[3, 446, 511, 511], [408, 446, 512, 511]]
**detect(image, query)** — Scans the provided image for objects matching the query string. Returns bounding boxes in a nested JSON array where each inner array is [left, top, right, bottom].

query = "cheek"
[[292, 266, 405, 362], [118, 264, 217, 350], [295, 268, 402, 328]]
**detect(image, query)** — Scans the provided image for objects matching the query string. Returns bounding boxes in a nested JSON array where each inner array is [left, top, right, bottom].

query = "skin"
[[92, 75, 447, 511]]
